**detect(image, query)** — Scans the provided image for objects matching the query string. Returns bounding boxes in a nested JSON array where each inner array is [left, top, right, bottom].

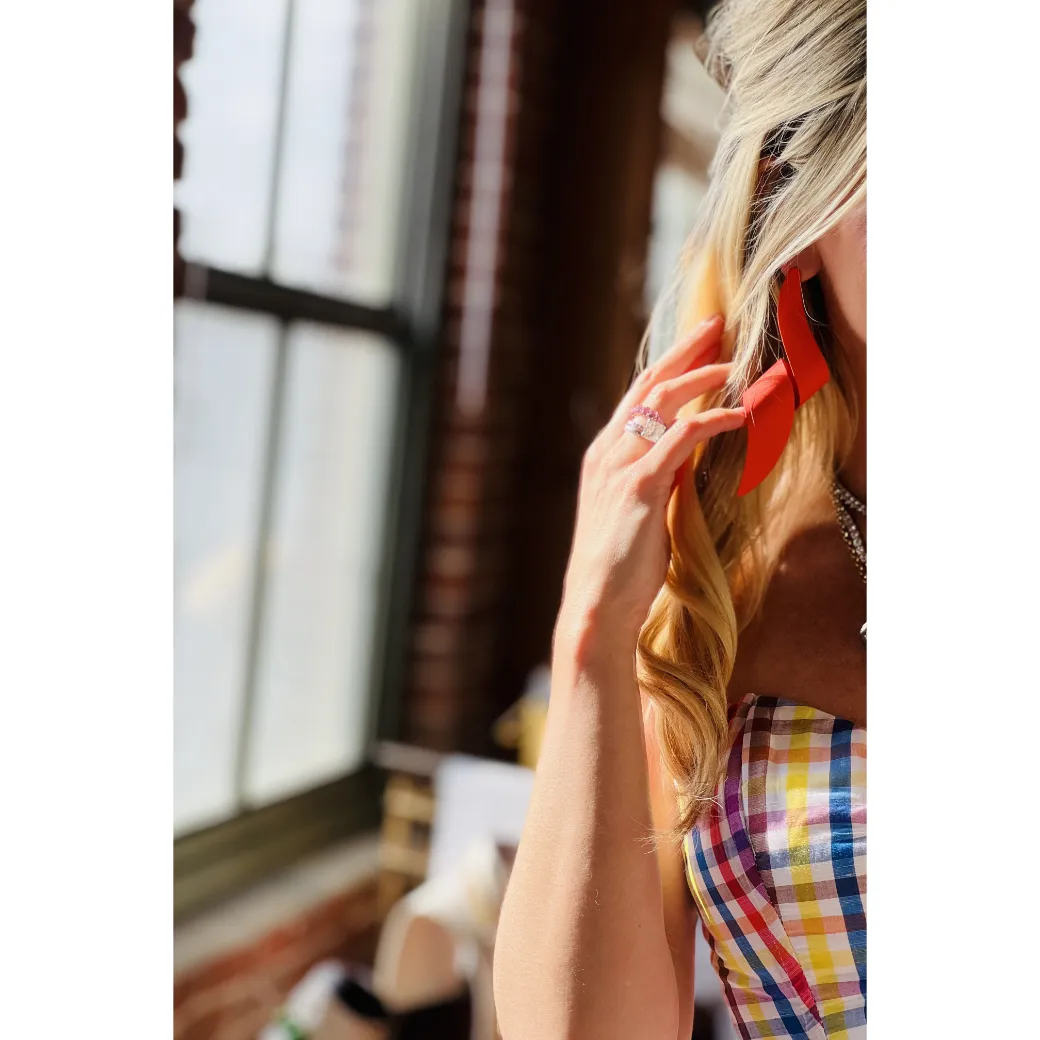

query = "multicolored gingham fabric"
[[684, 694, 867, 1038]]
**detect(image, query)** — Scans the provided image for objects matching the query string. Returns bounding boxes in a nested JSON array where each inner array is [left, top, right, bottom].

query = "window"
[[174, 0, 467, 919]]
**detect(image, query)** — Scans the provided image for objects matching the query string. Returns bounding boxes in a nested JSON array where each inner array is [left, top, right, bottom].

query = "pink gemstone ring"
[[630, 405, 665, 425], [624, 406, 668, 443]]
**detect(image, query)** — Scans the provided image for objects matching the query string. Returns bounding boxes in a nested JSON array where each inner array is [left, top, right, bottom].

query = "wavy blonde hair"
[[639, 0, 866, 836]]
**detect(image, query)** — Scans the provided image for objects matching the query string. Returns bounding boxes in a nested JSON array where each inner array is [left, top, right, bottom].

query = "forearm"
[[493, 618, 679, 1040]]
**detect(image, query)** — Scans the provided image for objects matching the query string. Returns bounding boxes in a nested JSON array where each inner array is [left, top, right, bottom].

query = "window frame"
[[174, 0, 470, 922]]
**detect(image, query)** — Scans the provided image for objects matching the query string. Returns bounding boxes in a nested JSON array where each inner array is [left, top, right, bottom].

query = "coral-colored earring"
[[736, 268, 830, 496]]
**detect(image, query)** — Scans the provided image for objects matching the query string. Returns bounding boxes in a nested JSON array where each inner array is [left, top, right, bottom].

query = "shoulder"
[[728, 518, 866, 727]]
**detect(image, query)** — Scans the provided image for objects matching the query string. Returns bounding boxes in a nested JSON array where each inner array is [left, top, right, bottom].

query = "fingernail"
[[687, 315, 723, 343], [684, 341, 722, 373]]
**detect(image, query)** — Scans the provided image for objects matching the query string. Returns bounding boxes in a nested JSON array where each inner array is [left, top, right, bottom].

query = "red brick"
[[175, 882, 379, 1040]]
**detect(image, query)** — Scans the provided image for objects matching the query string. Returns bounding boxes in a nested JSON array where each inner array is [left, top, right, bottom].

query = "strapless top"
[[684, 693, 867, 1038]]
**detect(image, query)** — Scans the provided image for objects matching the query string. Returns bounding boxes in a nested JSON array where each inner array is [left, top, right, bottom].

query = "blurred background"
[[173, 0, 733, 1037]]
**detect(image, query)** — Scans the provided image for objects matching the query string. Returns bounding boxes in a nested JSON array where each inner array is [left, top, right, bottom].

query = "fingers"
[[638, 363, 734, 424], [632, 407, 746, 485], [607, 360, 734, 469], [611, 315, 726, 427], [587, 314, 730, 469], [654, 314, 727, 383]]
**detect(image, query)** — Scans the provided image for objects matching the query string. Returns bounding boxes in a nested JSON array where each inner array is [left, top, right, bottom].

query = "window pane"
[[270, 0, 421, 303], [645, 164, 707, 350], [176, 0, 289, 273], [174, 302, 278, 834], [244, 325, 400, 806], [645, 29, 723, 362]]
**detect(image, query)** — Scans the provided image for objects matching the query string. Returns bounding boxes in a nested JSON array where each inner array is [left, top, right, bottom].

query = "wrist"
[[553, 598, 640, 676]]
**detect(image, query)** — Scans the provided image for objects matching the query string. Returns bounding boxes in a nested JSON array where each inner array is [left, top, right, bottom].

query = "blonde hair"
[[638, 0, 866, 836]]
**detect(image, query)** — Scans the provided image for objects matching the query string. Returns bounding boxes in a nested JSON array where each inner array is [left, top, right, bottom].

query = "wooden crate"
[[376, 764, 437, 919]]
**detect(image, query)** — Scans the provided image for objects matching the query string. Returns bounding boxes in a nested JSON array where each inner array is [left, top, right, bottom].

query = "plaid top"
[[683, 694, 867, 1038]]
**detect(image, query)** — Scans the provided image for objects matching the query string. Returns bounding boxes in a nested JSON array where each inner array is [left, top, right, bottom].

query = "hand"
[[556, 315, 745, 650]]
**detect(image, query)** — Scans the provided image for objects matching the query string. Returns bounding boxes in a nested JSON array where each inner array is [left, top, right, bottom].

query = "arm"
[[492, 315, 742, 1040], [493, 627, 682, 1040]]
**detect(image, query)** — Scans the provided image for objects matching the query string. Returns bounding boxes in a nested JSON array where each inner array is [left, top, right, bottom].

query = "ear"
[[755, 156, 823, 283], [792, 242, 822, 281]]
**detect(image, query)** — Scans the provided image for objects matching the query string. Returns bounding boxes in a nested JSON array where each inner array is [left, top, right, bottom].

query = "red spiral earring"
[[736, 268, 830, 496]]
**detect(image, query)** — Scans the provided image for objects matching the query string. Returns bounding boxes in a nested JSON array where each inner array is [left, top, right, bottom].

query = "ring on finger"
[[630, 405, 666, 424], [624, 406, 668, 444]]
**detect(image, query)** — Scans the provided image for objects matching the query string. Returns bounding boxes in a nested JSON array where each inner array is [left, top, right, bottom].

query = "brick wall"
[[401, 0, 564, 753], [401, 0, 678, 754], [174, 0, 193, 298], [174, 879, 380, 1040], [502, 0, 679, 690]]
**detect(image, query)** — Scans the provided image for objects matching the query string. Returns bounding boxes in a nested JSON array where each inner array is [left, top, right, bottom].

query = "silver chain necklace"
[[831, 479, 866, 644]]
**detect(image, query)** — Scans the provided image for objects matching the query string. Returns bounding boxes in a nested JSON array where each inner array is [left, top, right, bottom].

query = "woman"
[[493, 1, 866, 1038]]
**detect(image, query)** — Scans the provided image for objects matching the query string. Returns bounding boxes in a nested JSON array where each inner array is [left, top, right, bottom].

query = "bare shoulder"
[[728, 518, 866, 727]]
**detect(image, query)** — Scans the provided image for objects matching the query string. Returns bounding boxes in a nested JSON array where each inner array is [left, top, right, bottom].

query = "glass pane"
[[244, 325, 400, 806], [645, 164, 708, 360], [270, 0, 421, 303], [176, 0, 289, 273], [645, 29, 723, 363], [174, 302, 278, 834]]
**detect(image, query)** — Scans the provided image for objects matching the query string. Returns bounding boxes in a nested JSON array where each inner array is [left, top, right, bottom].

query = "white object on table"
[[426, 755, 534, 881]]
